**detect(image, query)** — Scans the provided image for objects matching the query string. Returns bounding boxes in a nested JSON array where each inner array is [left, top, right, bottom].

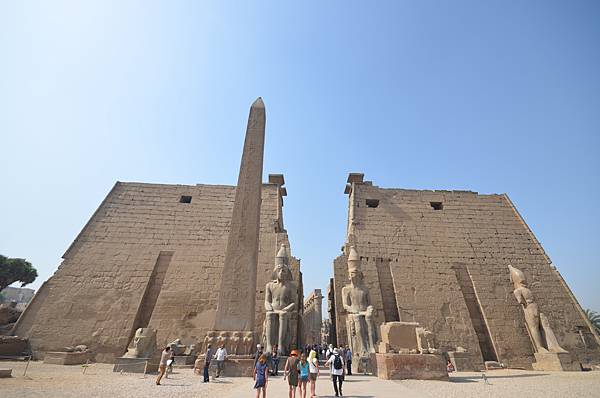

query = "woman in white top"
[[308, 350, 320, 398]]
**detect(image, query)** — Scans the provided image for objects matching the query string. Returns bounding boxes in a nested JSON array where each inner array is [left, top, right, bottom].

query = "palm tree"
[[584, 309, 600, 334]]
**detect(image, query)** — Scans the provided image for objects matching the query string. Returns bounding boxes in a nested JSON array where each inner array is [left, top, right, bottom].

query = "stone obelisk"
[[213, 97, 265, 335]]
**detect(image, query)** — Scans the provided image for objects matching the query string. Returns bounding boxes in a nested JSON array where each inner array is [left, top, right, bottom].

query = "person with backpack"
[[325, 348, 345, 397], [284, 350, 300, 398]]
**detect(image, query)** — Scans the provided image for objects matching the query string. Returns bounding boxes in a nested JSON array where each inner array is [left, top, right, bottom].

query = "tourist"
[[308, 349, 320, 398], [447, 359, 455, 373], [325, 348, 345, 397], [284, 349, 300, 398], [254, 344, 264, 366], [203, 344, 213, 383], [166, 348, 175, 378], [298, 353, 310, 398], [155, 346, 171, 385], [214, 343, 227, 378], [326, 344, 334, 360], [271, 344, 280, 376], [344, 345, 352, 375], [254, 354, 269, 398]]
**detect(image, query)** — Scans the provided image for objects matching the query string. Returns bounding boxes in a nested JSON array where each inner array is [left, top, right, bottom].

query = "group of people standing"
[[253, 343, 353, 398], [155, 341, 354, 398]]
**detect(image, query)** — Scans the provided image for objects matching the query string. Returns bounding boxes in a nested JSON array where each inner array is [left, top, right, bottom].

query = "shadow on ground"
[[450, 373, 548, 383]]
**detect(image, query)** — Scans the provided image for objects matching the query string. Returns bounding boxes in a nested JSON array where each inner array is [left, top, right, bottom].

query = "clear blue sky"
[[1, 1, 599, 315]]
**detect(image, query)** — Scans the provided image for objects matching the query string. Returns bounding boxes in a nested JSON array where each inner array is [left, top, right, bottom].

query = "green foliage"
[[584, 309, 600, 334], [0, 254, 38, 292]]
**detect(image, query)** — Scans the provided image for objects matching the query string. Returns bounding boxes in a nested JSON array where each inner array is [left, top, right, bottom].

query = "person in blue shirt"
[[254, 354, 269, 398]]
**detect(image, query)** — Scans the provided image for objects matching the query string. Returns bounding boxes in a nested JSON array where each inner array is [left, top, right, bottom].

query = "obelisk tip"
[[252, 97, 265, 108]]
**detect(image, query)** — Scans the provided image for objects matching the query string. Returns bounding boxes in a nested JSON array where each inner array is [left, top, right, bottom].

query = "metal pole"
[[23, 355, 31, 377]]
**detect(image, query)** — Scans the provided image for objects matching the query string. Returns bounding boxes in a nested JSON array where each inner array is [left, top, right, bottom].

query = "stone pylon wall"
[[14, 181, 298, 362], [333, 179, 600, 368]]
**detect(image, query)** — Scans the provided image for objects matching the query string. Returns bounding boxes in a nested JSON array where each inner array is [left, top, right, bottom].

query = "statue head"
[[273, 244, 293, 281], [124, 328, 157, 358], [347, 246, 364, 285], [508, 264, 527, 288], [233, 331, 242, 338]]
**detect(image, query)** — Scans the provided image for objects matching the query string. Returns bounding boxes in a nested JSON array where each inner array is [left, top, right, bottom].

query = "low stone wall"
[[44, 351, 94, 365], [0, 336, 29, 357], [375, 353, 448, 381]]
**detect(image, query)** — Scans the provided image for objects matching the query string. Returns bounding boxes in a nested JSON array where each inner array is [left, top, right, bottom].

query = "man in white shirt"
[[325, 348, 345, 397], [213, 344, 228, 378]]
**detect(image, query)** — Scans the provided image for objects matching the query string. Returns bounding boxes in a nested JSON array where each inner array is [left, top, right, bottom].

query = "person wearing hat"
[[325, 348, 345, 397], [284, 349, 300, 398]]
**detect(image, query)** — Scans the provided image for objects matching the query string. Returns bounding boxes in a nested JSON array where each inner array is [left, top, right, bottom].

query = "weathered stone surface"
[[0, 336, 29, 356], [122, 328, 156, 359], [44, 351, 93, 365], [214, 97, 266, 334], [0, 368, 12, 378], [509, 265, 569, 356], [263, 245, 298, 355], [333, 175, 600, 369], [533, 352, 581, 371], [375, 353, 448, 380], [113, 357, 158, 373], [303, 289, 323, 345], [342, 246, 379, 357], [379, 321, 419, 351], [13, 100, 302, 364], [195, 355, 256, 377], [447, 351, 481, 371]]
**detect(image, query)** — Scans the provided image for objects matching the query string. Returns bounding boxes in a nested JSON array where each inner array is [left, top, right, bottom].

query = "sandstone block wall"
[[302, 289, 323, 345], [334, 180, 600, 368], [14, 181, 300, 362]]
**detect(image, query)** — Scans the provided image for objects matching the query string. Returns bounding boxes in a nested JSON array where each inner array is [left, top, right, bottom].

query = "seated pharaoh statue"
[[264, 244, 297, 356], [342, 246, 378, 356], [508, 264, 567, 353]]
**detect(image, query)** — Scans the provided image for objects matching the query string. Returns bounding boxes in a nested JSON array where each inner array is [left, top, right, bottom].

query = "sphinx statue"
[[263, 244, 297, 355], [509, 265, 567, 353], [168, 338, 187, 356], [342, 246, 378, 356], [123, 328, 157, 358]]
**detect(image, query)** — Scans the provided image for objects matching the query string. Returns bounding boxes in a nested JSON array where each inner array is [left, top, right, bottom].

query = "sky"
[[1, 1, 599, 317]]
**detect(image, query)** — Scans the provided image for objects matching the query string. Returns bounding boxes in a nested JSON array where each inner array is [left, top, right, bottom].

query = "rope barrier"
[[0, 354, 32, 377], [113, 360, 150, 376]]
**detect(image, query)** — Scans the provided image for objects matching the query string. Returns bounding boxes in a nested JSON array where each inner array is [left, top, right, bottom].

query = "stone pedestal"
[[0, 336, 29, 356], [44, 351, 93, 365], [379, 322, 419, 352], [172, 355, 196, 368], [447, 351, 481, 371], [351, 354, 377, 374], [0, 368, 12, 378], [113, 357, 158, 373], [532, 352, 580, 371], [375, 353, 448, 381], [214, 356, 256, 377]]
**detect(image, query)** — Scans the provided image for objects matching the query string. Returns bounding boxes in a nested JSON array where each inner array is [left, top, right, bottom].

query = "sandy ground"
[[2, 360, 600, 398]]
